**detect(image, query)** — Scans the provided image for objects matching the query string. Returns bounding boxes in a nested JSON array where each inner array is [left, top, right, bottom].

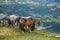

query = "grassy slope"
[[0, 23, 60, 40]]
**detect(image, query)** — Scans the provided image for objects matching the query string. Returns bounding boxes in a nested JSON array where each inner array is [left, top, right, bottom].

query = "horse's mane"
[[20, 16, 32, 19]]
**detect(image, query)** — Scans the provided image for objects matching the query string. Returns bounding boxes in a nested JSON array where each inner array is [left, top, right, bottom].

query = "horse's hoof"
[[29, 30, 32, 33]]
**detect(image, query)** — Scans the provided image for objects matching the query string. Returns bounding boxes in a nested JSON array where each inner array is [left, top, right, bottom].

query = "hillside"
[[0, 0, 60, 40], [0, 3, 60, 33], [0, 23, 60, 40]]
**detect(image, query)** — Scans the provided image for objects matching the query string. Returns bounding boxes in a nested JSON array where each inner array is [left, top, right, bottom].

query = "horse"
[[7, 15, 19, 27], [34, 18, 41, 26], [0, 13, 8, 26], [18, 16, 41, 32]]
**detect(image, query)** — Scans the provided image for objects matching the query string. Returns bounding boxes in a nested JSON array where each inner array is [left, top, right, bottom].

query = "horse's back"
[[19, 16, 34, 25], [8, 15, 18, 21]]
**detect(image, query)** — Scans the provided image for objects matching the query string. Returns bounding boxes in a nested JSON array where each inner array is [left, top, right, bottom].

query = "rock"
[[56, 35, 60, 37]]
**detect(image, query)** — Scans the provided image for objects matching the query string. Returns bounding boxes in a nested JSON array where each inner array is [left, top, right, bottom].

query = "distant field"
[[0, 22, 60, 40]]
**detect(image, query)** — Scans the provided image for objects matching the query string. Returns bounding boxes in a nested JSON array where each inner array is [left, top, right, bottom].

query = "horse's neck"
[[34, 18, 39, 23]]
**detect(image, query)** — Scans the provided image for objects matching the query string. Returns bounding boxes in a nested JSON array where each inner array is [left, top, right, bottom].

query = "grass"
[[0, 22, 60, 40]]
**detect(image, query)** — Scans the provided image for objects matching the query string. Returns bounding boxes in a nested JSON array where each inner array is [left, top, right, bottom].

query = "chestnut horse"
[[18, 16, 41, 32]]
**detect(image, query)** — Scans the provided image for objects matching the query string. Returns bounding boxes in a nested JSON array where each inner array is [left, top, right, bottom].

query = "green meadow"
[[0, 22, 60, 40]]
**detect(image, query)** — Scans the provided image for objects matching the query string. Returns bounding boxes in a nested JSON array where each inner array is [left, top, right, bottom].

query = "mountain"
[[0, 0, 60, 33]]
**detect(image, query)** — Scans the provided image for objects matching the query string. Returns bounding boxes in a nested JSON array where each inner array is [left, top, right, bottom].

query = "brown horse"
[[18, 16, 41, 32]]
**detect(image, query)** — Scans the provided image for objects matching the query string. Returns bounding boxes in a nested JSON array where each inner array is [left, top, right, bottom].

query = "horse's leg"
[[14, 19, 16, 25], [8, 19, 11, 27], [0, 20, 4, 26], [15, 21, 17, 25], [19, 24, 25, 32], [11, 21, 14, 27], [31, 23, 35, 31], [3, 20, 4, 26], [28, 25, 32, 33]]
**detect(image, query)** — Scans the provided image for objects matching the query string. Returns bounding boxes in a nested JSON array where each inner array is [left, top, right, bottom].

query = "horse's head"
[[34, 18, 41, 26]]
